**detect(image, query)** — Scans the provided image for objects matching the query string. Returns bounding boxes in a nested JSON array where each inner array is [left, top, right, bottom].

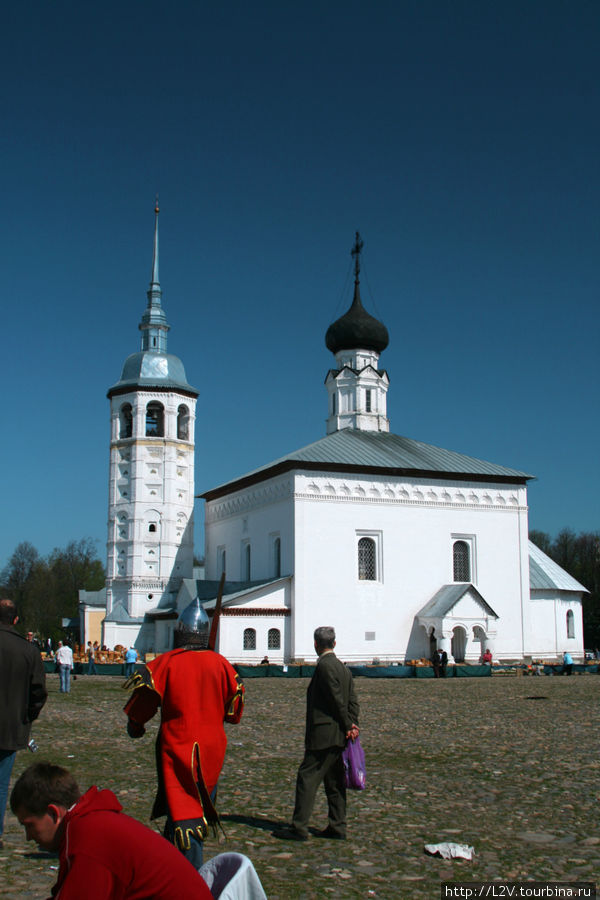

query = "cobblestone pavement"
[[1, 672, 598, 899]]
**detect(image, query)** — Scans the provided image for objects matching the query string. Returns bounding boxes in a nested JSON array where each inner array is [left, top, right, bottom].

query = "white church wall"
[[216, 580, 291, 663], [528, 591, 584, 660], [291, 471, 530, 662], [205, 475, 295, 581], [107, 388, 196, 628]]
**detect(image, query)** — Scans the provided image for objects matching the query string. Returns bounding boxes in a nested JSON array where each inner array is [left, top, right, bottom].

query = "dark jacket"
[[305, 650, 359, 750], [0, 624, 47, 750]]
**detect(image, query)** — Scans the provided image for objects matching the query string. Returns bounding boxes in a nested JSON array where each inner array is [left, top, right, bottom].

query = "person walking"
[[124, 598, 245, 867], [86, 641, 98, 675], [55, 641, 74, 693], [0, 598, 47, 849], [276, 625, 359, 842]]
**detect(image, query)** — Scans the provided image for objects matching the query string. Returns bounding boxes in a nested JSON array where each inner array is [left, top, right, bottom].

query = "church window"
[[244, 543, 251, 580], [332, 393, 336, 415], [566, 609, 575, 638], [146, 402, 164, 437], [119, 404, 133, 438], [268, 628, 281, 650], [453, 540, 471, 582], [243, 628, 256, 650], [358, 537, 376, 581], [273, 537, 281, 578], [148, 523, 157, 533], [219, 548, 226, 577], [177, 405, 189, 440], [365, 389, 372, 412]]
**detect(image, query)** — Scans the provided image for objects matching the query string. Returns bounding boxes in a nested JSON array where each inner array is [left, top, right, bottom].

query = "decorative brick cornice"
[[207, 607, 290, 617]]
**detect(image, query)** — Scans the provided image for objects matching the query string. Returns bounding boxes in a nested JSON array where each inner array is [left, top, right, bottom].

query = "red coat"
[[124, 649, 244, 830], [49, 787, 211, 900]]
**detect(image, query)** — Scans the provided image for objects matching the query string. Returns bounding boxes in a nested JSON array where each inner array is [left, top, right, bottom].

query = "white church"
[[81, 211, 587, 664]]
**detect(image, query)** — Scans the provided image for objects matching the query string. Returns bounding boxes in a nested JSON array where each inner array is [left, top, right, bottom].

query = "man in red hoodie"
[[10, 762, 212, 899]]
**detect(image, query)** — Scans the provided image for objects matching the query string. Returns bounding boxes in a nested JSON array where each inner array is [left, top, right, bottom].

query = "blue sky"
[[3, 1, 598, 569]]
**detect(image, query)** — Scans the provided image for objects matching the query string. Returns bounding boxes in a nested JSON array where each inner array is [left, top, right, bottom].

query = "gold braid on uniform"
[[173, 818, 209, 851], [226, 674, 245, 716], [123, 671, 145, 691]]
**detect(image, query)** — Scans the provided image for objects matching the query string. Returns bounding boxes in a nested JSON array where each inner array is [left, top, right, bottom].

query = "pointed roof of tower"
[[325, 232, 389, 355], [108, 202, 198, 398]]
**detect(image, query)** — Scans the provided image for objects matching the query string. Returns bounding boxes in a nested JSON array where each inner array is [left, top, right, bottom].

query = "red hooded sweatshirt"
[[49, 787, 212, 900]]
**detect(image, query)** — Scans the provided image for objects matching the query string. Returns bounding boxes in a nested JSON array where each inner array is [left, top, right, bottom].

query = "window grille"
[[358, 537, 376, 581], [268, 628, 281, 650], [453, 540, 470, 582], [243, 628, 256, 650]]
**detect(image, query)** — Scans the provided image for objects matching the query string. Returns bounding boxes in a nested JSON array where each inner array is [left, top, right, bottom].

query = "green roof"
[[200, 428, 534, 500]]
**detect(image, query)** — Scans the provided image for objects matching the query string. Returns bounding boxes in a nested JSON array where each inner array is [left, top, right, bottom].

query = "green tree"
[[1, 538, 105, 642]]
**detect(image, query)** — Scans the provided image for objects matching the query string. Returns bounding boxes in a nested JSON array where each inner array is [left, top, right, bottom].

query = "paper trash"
[[424, 842, 475, 860]]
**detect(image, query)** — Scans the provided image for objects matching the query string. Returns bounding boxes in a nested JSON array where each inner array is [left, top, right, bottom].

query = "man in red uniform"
[[11, 761, 212, 899], [124, 598, 244, 867]]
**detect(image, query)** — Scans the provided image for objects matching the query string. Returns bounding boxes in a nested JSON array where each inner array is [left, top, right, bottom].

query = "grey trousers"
[[291, 746, 346, 837]]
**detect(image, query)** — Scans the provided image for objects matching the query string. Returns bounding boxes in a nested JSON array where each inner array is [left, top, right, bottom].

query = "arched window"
[[148, 523, 157, 533], [243, 628, 256, 650], [177, 405, 189, 440], [453, 541, 470, 582], [268, 628, 281, 650], [119, 404, 133, 438], [146, 402, 164, 437], [273, 538, 281, 578], [358, 537, 376, 581], [566, 609, 575, 639]]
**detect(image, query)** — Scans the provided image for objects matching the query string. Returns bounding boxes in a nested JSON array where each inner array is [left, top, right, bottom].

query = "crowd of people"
[[1, 594, 360, 898]]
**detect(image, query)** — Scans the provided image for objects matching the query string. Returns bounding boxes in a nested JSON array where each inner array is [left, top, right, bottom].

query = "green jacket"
[[304, 651, 359, 750]]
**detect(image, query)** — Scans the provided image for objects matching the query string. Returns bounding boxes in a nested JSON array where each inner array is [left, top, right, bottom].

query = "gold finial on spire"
[[155, 193, 160, 214]]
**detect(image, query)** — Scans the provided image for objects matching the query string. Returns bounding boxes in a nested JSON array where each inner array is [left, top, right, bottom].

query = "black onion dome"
[[325, 282, 389, 354]]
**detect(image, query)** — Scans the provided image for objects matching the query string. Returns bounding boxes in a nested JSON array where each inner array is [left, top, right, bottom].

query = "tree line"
[[529, 528, 600, 648], [0, 539, 105, 644]]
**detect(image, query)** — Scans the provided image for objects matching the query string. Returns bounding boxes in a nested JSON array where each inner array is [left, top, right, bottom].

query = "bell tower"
[[104, 203, 198, 647]]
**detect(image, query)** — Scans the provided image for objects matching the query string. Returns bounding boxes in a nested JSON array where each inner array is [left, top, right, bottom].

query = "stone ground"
[[1, 672, 598, 899]]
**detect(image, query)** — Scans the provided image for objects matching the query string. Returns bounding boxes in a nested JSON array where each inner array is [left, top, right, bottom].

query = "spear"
[[207, 571, 226, 651]]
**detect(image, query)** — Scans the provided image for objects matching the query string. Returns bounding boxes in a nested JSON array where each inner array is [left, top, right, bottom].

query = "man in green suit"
[[277, 626, 360, 841]]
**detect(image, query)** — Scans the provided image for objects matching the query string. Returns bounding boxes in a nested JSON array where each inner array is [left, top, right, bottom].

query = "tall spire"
[[139, 198, 169, 352], [150, 195, 160, 289]]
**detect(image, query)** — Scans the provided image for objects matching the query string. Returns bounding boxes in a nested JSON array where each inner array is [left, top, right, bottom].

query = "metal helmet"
[[174, 597, 210, 649]]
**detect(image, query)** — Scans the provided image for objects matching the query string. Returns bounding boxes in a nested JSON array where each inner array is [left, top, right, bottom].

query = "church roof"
[[325, 233, 389, 355], [108, 350, 198, 396], [325, 281, 389, 354], [418, 584, 499, 619], [528, 541, 588, 592], [104, 602, 144, 624], [200, 428, 534, 500]]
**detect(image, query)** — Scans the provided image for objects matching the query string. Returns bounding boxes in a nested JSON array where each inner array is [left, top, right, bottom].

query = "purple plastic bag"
[[342, 736, 366, 790]]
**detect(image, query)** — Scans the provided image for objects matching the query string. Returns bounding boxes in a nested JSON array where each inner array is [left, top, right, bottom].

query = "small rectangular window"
[[365, 389, 372, 412], [365, 631, 376, 641]]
